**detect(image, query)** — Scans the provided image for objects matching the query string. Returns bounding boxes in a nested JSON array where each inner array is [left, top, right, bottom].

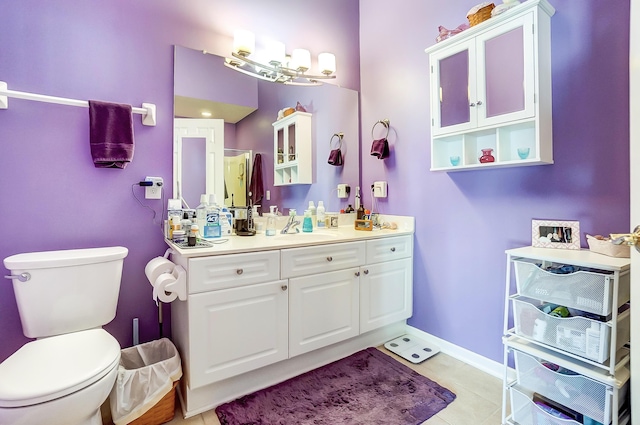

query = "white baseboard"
[[404, 325, 515, 381]]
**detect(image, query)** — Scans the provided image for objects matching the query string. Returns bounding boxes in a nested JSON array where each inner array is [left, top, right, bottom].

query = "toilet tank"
[[3, 246, 128, 338]]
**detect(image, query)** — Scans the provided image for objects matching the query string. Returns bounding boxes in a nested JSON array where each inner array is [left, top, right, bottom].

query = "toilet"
[[0, 246, 128, 425]]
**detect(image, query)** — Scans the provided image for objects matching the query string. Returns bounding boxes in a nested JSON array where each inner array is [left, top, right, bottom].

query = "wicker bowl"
[[467, 2, 495, 26], [586, 234, 630, 258]]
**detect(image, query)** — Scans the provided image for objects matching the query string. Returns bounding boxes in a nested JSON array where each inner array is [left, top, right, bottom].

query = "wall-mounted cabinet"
[[272, 111, 312, 185], [425, 0, 555, 171]]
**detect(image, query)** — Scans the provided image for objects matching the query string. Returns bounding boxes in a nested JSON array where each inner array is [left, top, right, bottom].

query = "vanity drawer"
[[281, 241, 365, 278], [365, 235, 412, 264], [188, 251, 280, 294]]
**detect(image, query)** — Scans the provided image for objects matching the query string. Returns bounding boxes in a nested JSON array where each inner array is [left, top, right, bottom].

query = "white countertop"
[[166, 214, 415, 258]]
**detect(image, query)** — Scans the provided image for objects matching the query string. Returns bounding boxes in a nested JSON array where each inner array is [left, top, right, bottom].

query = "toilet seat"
[[0, 328, 120, 408]]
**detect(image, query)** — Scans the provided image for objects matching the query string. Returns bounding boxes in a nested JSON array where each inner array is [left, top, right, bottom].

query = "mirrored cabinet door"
[[430, 39, 477, 136], [477, 13, 535, 127]]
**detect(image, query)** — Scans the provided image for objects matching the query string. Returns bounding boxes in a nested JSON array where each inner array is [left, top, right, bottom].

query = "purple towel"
[[328, 148, 343, 166], [88, 100, 134, 169], [370, 138, 389, 159]]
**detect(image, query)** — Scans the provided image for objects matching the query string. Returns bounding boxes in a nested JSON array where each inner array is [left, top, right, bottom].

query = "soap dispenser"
[[303, 210, 313, 232]]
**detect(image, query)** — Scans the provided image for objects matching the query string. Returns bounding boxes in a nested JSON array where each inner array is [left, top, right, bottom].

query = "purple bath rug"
[[215, 347, 456, 425]]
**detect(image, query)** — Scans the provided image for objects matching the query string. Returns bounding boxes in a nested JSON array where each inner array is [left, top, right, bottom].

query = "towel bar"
[[0, 81, 156, 126]]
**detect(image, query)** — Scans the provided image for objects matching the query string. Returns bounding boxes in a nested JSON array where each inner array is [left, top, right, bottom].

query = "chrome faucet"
[[281, 213, 301, 234]]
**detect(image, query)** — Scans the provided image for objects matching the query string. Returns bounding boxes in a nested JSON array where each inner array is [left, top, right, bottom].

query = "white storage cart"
[[501, 247, 631, 425]]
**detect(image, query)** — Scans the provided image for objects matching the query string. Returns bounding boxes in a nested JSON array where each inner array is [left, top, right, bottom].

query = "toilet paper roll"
[[152, 273, 179, 304], [145, 257, 175, 286]]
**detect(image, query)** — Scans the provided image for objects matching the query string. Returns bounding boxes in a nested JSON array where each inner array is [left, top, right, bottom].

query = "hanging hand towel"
[[328, 148, 343, 166], [89, 100, 135, 169], [370, 138, 389, 159]]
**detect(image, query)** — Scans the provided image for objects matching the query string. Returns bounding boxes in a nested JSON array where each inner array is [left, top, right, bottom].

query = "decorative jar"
[[479, 148, 495, 163]]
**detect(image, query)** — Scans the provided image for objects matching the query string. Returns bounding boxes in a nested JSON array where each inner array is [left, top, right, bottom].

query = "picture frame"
[[531, 219, 581, 250]]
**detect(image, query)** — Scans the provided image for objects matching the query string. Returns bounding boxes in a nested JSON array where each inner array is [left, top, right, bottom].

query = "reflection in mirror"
[[224, 149, 252, 208], [173, 45, 360, 214], [173, 118, 224, 209]]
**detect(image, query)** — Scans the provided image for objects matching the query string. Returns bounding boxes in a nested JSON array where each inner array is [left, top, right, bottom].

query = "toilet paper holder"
[[160, 265, 187, 302]]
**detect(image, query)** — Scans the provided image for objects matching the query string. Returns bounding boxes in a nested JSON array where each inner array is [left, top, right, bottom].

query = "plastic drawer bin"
[[513, 260, 630, 316], [514, 350, 628, 425], [510, 386, 582, 425], [110, 338, 183, 425], [512, 297, 629, 363]]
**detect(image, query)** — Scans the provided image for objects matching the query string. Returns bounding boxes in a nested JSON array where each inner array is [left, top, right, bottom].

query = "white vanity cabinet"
[[360, 236, 413, 333], [283, 242, 365, 357], [272, 111, 312, 186], [501, 247, 631, 425], [172, 251, 287, 388], [425, 0, 554, 171], [168, 218, 415, 417]]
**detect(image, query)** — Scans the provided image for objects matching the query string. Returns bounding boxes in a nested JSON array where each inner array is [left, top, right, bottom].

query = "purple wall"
[[360, 0, 630, 362], [0, 0, 629, 370], [0, 0, 360, 362]]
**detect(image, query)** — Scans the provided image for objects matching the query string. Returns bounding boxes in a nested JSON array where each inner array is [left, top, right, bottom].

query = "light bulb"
[[318, 52, 336, 75], [291, 49, 311, 72], [267, 40, 286, 66], [233, 29, 254, 56]]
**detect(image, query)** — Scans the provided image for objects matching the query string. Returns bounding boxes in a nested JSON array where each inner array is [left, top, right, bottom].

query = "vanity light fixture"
[[201, 111, 212, 118], [225, 30, 336, 86]]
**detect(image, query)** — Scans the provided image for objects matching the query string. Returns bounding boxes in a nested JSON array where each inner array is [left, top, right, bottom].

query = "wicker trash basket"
[[128, 381, 179, 425], [110, 338, 183, 425], [467, 2, 495, 26]]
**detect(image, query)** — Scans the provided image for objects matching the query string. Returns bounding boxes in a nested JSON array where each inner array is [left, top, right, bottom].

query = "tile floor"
[[104, 347, 507, 425]]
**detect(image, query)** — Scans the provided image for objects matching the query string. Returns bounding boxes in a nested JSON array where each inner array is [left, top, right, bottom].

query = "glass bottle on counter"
[[303, 210, 313, 233]]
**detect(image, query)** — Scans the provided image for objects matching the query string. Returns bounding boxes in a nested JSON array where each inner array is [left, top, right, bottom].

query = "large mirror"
[[173, 45, 360, 214]]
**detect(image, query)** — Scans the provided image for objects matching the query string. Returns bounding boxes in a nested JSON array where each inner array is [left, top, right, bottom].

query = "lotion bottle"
[[316, 201, 326, 228]]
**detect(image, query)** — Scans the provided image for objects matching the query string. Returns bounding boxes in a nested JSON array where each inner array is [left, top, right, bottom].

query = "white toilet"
[[0, 246, 128, 425]]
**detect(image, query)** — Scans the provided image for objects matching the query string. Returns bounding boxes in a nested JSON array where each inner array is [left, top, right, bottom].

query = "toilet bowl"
[[0, 329, 121, 425], [0, 246, 128, 425]]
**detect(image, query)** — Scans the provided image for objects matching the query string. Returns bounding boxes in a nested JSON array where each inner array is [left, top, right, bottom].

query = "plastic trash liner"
[[110, 338, 182, 425]]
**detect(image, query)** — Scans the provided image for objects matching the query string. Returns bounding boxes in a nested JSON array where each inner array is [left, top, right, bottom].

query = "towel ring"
[[330, 132, 344, 149], [371, 119, 390, 140]]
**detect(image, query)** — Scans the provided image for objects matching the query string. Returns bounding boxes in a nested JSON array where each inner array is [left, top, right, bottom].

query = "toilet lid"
[[0, 329, 120, 408]]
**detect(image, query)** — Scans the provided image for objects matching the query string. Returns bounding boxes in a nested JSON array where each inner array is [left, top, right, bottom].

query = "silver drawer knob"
[[390, 247, 396, 252], [363, 269, 369, 275], [326, 256, 333, 262], [236, 269, 243, 275], [281, 285, 288, 291], [355, 271, 360, 277]]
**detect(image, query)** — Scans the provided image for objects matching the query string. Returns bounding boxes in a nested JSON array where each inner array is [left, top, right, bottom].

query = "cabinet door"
[[188, 280, 288, 388], [288, 268, 359, 357], [476, 13, 535, 127], [430, 39, 477, 136], [360, 258, 413, 334]]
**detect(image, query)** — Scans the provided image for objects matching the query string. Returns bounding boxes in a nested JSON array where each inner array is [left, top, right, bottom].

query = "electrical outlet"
[[337, 184, 350, 198], [373, 181, 387, 198], [145, 176, 163, 199]]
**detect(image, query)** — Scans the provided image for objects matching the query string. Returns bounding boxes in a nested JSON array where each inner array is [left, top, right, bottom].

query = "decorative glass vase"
[[479, 148, 495, 163]]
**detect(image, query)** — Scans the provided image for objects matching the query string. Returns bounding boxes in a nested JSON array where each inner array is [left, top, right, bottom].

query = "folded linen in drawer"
[[188, 251, 280, 293]]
